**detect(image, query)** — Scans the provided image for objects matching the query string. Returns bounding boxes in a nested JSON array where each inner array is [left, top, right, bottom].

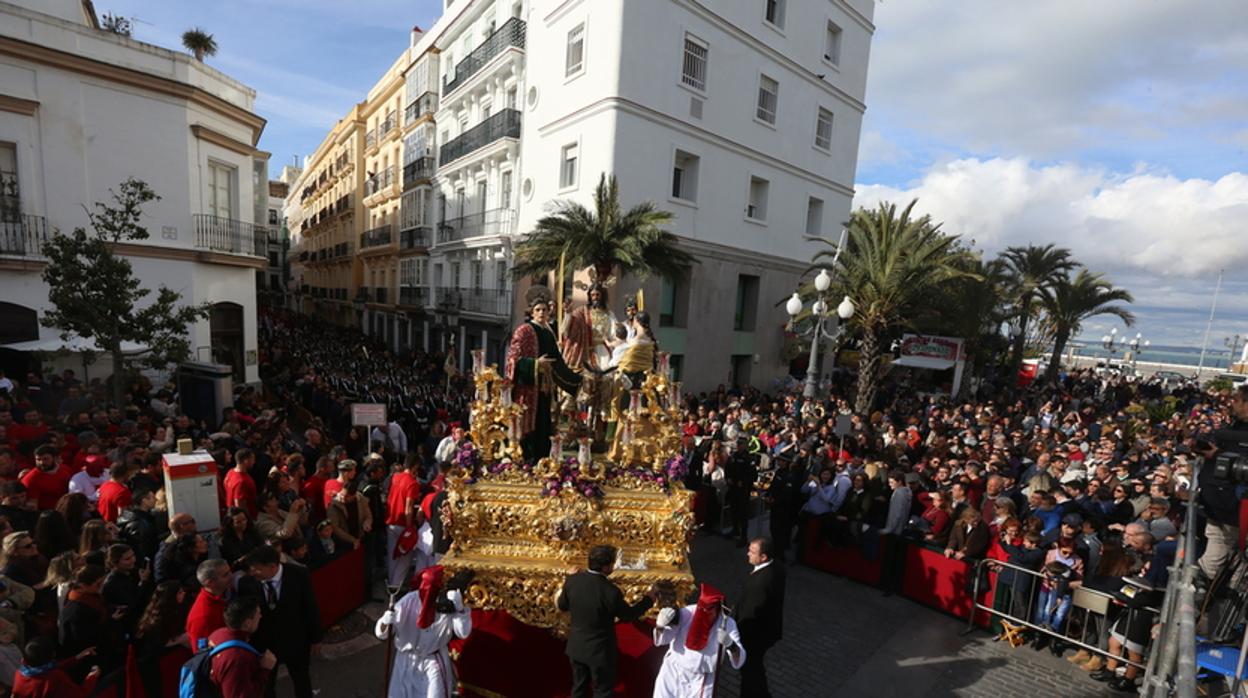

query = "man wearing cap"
[[652, 583, 745, 698], [375, 565, 472, 698]]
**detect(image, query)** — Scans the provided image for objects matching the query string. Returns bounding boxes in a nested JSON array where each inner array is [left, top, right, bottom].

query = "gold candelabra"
[[467, 355, 525, 464]]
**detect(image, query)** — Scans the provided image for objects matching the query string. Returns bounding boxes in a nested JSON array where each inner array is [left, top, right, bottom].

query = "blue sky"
[[99, 0, 1248, 351]]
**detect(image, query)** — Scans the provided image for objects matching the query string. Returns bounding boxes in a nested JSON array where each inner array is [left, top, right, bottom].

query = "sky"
[[98, 0, 1248, 351]]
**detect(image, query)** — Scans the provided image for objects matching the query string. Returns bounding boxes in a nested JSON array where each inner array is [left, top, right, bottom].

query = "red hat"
[[393, 525, 419, 559], [414, 565, 444, 629], [685, 583, 724, 651]]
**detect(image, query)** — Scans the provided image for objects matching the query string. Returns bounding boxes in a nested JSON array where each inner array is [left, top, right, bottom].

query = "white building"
[[0, 0, 269, 385], [291, 0, 874, 390]]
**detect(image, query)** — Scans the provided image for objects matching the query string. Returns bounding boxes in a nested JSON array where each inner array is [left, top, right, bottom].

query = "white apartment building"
[[0, 0, 270, 385], [291, 0, 873, 390]]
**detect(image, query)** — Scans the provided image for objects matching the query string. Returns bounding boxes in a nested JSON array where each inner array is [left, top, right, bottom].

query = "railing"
[[436, 286, 511, 316], [400, 226, 430, 249], [381, 113, 399, 137], [0, 214, 50, 257], [334, 194, 352, 215], [439, 109, 521, 165], [366, 166, 398, 197], [360, 224, 394, 249], [404, 91, 438, 124], [365, 129, 377, 150], [399, 287, 429, 307], [444, 17, 526, 95], [194, 214, 264, 256], [404, 157, 436, 187], [437, 207, 513, 243]]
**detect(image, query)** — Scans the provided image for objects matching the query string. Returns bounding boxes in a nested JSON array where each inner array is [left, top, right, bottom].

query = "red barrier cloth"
[[900, 544, 994, 627], [800, 518, 882, 586], [451, 608, 665, 698], [311, 545, 367, 629]]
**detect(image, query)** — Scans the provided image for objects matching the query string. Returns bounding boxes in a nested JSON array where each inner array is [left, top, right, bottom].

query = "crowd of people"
[[0, 303, 1243, 696]]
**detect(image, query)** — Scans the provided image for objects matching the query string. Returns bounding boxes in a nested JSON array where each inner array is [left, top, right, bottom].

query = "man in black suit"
[[736, 537, 786, 698], [239, 545, 324, 698], [725, 439, 758, 547], [557, 545, 656, 698]]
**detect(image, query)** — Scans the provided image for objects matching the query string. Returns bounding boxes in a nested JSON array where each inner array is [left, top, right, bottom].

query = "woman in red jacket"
[[11, 637, 98, 698], [921, 490, 953, 546]]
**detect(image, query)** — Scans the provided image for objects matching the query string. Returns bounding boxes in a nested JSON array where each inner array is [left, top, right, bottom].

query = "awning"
[[892, 355, 956, 371], [1, 335, 148, 354]]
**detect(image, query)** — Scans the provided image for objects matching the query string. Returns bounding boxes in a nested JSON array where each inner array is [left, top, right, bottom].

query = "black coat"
[[725, 452, 757, 495], [238, 564, 324, 661], [556, 571, 653, 666], [117, 508, 159, 563], [736, 562, 785, 650]]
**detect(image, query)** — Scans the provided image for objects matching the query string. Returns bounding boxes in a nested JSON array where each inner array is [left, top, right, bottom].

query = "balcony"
[[334, 194, 352, 216], [399, 226, 431, 250], [0, 214, 50, 257], [381, 113, 399, 139], [444, 17, 526, 96], [372, 287, 390, 305], [436, 287, 511, 316], [404, 92, 438, 125], [360, 224, 394, 250], [365, 129, 377, 151], [194, 214, 264, 256], [437, 207, 513, 244], [403, 157, 436, 188], [440, 109, 522, 166], [399, 286, 429, 307], [365, 166, 398, 197]]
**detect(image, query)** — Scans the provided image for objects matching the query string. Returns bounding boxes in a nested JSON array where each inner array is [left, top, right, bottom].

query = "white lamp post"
[[787, 270, 854, 399]]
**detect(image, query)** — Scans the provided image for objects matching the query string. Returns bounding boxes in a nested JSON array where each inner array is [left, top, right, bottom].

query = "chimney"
[[411, 25, 423, 48]]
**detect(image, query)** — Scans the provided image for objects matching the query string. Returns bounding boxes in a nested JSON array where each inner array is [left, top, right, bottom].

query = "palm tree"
[[181, 28, 218, 62], [512, 173, 696, 283], [1040, 269, 1135, 383], [923, 254, 1013, 396], [811, 200, 974, 413], [1002, 243, 1077, 371]]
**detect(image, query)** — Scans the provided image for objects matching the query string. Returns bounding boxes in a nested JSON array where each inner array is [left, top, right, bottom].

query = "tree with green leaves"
[[1039, 269, 1135, 383], [181, 27, 218, 62], [918, 252, 1013, 396], [512, 173, 696, 284], [41, 179, 210, 406], [1003, 243, 1077, 372], [808, 200, 974, 413]]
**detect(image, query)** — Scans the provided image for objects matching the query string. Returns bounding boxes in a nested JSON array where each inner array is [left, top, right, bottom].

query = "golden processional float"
[[440, 349, 695, 636]]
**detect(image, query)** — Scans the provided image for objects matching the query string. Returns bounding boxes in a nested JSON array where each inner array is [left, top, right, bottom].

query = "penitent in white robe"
[[652, 605, 746, 698], [374, 590, 472, 698]]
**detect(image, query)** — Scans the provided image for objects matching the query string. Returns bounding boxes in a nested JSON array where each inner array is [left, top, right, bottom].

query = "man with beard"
[[21, 445, 72, 511]]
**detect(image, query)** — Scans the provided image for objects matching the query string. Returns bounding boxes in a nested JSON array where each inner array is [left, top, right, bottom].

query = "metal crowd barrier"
[[968, 557, 1158, 672]]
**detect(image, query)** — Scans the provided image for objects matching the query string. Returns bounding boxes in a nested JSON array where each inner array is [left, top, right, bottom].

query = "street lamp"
[[787, 268, 854, 399], [1101, 327, 1120, 359], [1127, 331, 1149, 371]]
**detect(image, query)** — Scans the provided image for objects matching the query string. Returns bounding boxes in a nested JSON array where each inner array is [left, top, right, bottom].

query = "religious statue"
[[560, 277, 619, 372], [505, 285, 582, 462]]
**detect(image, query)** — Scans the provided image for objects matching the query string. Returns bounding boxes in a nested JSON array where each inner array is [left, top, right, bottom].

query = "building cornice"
[[110, 242, 267, 270], [190, 124, 257, 157], [0, 36, 266, 145], [539, 96, 856, 199], [0, 94, 38, 116], [672, 0, 867, 114]]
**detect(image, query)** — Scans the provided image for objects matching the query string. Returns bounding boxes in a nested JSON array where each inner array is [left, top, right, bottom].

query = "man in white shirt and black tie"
[[735, 537, 786, 698], [240, 545, 323, 698]]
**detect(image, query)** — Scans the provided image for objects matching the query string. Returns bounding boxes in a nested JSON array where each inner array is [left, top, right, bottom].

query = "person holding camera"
[[1196, 384, 1248, 582], [374, 565, 472, 698]]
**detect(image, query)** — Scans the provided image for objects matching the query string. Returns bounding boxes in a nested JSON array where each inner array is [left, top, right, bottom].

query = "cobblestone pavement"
[[287, 529, 1126, 697]]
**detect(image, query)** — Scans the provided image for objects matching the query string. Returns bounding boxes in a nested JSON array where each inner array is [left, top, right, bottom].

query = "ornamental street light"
[[1126, 331, 1149, 371], [787, 267, 854, 399]]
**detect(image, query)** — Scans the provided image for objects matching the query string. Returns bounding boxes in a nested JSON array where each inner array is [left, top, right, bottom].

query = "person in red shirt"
[[21, 445, 72, 511], [95, 462, 132, 523], [321, 459, 357, 511], [7, 410, 48, 454], [385, 458, 422, 588], [208, 595, 275, 696], [301, 456, 335, 522], [11, 637, 99, 698], [224, 448, 259, 520], [187, 558, 234, 651]]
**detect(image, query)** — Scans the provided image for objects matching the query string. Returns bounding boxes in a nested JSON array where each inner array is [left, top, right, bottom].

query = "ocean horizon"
[[1063, 342, 1236, 369]]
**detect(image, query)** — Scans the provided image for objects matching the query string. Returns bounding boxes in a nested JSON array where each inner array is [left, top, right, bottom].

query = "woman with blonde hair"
[[37, 550, 82, 612], [78, 519, 114, 557], [0, 532, 43, 587]]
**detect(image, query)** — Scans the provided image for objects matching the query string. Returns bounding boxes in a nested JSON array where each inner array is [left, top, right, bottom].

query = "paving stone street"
[[288, 530, 1125, 697]]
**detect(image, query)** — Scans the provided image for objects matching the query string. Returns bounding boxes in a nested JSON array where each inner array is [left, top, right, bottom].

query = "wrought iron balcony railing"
[[439, 109, 521, 166], [444, 17, 526, 96], [194, 214, 264, 256], [399, 286, 429, 307], [404, 91, 438, 124], [437, 207, 513, 244], [400, 226, 431, 250], [404, 157, 436, 187], [360, 224, 394, 249], [435, 286, 511, 316], [365, 166, 398, 197], [0, 214, 50, 257]]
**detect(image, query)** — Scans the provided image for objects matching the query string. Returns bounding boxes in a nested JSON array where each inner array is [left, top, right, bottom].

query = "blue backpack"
[[178, 639, 259, 698]]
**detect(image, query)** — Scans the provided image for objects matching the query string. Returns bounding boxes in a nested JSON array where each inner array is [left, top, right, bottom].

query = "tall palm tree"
[[811, 200, 974, 413], [922, 254, 1013, 396], [512, 173, 696, 283], [181, 28, 218, 62], [1003, 243, 1077, 371], [1040, 269, 1135, 383]]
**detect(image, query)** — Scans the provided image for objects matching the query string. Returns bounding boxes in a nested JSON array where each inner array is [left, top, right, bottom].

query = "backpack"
[[178, 639, 259, 698]]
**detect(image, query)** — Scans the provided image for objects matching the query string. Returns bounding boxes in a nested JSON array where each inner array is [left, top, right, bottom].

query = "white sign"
[[351, 403, 388, 426]]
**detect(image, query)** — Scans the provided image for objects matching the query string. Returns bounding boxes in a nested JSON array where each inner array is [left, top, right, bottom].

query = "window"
[[733, 275, 760, 331], [671, 150, 700, 202], [680, 35, 708, 92], [451, 262, 462, 288], [746, 176, 769, 221], [268, 209, 279, 225], [659, 276, 689, 328], [764, 0, 785, 28], [669, 354, 684, 381], [756, 75, 778, 124], [481, 104, 491, 120], [267, 252, 279, 268], [472, 260, 483, 291], [500, 171, 513, 208], [565, 23, 585, 77], [815, 108, 834, 151], [401, 258, 420, 286], [560, 143, 579, 189], [0, 143, 18, 220], [805, 197, 824, 237], [208, 162, 235, 218], [825, 21, 843, 65], [507, 88, 518, 109], [496, 260, 507, 289]]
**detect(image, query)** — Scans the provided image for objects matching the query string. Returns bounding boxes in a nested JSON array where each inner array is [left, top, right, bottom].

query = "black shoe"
[[1108, 677, 1137, 693], [1089, 669, 1116, 682], [1049, 639, 1066, 656], [1031, 634, 1049, 651]]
